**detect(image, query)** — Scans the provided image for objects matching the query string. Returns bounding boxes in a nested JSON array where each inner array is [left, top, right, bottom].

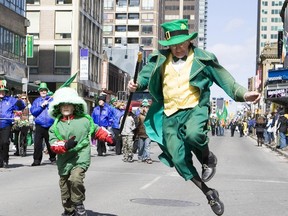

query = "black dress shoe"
[[206, 189, 224, 216], [31, 162, 41, 166], [202, 151, 217, 182]]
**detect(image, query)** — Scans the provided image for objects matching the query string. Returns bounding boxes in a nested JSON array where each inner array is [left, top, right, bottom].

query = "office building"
[[164, 0, 207, 49], [256, 0, 284, 60], [26, 0, 104, 110]]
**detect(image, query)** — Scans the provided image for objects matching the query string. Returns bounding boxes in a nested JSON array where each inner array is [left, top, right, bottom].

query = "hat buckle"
[[165, 31, 171, 40]]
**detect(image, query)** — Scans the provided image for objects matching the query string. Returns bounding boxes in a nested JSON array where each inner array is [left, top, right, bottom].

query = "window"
[[127, 38, 139, 43], [129, 0, 139, 6], [116, 0, 127, 6], [116, 13, 127, 19], [26, 11, 40, 39], [115, 25, 126, 32], [27, 45, 39, 73], [142, 0, 154, 10], [141, 25, 152, 34], [27, 0, 40, 4], [261, 34, 267, 39], [104, 13, 114, 22], [103, 25, 113, 35], [128, 13, 139, 19], [56, 0, 72, 4], [104, 0, 114, 9], [115, 37, 122, 44], [141, 37, 153, 46], [55, 11, 72, 39], [271, 34, 278, 39], [103, 37, 113, 46], [141, 13, 154, 22], [128, 25, 139, 32], [261, 26, 267, 31], [54, 45, 71, 74]]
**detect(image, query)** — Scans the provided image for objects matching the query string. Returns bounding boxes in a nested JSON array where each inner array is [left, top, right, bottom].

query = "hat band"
[[165, 30, 189, 40]]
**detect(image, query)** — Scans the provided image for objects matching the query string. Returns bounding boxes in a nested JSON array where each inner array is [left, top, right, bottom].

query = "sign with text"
[[266, 88, 287, 98], [80, 48, 89, 80]]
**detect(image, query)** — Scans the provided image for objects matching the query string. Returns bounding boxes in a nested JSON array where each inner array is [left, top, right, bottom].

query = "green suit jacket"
[[136, 47, 248, 166]]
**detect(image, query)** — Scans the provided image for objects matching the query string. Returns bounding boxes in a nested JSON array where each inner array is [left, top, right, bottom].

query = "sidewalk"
[[250, 135, 288, 158]]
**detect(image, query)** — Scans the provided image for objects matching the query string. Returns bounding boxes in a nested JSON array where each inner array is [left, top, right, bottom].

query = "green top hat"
[[158, 19, 198, 47], [0, 79, 8, 91], [38, 82, 49, 92]]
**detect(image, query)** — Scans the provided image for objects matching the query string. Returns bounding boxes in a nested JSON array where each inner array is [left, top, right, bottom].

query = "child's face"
[[60, 104, 75, 116]]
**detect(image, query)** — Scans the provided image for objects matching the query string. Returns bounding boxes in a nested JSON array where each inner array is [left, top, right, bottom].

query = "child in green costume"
[[48, 87, 113, 216]]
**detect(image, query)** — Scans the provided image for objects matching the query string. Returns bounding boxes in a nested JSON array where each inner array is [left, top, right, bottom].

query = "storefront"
[[264, 68, 288, 107]]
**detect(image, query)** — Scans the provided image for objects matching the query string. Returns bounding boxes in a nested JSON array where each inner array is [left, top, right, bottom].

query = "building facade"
[[256, 0, 284, 61], [103, 0, 164, 95], [0, 0, 31, 94], [26, 0, 104, 111], [163, 0, 207, 49]]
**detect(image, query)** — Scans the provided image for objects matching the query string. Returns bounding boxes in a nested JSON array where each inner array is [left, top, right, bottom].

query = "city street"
[[1, 134, 288, 216]]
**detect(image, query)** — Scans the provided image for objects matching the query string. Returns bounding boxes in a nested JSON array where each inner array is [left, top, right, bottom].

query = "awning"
[[4, 75, 39, 91]]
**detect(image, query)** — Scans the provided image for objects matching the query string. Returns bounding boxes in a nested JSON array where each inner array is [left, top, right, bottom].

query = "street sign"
[[80, 48, 89, 80], [26, 35, 34, 58]]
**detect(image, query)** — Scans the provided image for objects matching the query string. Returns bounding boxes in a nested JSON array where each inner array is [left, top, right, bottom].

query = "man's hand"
[[127, 79, 138, 92], [41, 100, 49, 108], [244, 91, 261, 104]]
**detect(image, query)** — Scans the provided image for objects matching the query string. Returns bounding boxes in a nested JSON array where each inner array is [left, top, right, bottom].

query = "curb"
[[250, 135, 288, 158]]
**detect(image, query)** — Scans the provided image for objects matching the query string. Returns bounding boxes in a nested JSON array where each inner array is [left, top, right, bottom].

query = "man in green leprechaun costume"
[[48, 87, 113, 216], [128, 19, 260, 216]]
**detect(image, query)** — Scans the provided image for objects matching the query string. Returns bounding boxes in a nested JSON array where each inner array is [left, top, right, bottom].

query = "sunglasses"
[[21, 98, 27, 100]]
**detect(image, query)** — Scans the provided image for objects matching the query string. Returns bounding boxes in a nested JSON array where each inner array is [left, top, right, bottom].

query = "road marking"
[[140, 176, 161, 190]]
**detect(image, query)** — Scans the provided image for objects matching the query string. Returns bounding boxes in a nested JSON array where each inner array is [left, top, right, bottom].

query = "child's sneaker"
[[74, 203, 87, 216], [61, 210, 75, 216]]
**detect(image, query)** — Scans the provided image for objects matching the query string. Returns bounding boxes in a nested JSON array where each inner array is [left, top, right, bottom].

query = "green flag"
[[60, 72, 78, 88], [220, 104, 228, 121]]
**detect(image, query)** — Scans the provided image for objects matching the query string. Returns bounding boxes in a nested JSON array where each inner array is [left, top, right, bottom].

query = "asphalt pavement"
[[1, 135, 288, 216]]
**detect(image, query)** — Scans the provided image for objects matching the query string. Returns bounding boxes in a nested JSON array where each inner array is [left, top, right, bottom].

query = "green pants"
[[162, 105, 209, 180], [59, 167, 86, 213]]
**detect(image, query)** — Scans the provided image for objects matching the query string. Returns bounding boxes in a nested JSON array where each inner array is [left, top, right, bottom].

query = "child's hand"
[[65, 136, 78, 150]]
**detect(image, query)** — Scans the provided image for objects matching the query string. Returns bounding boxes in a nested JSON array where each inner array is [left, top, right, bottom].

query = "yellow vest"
[[162, 50, 200, 116]]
